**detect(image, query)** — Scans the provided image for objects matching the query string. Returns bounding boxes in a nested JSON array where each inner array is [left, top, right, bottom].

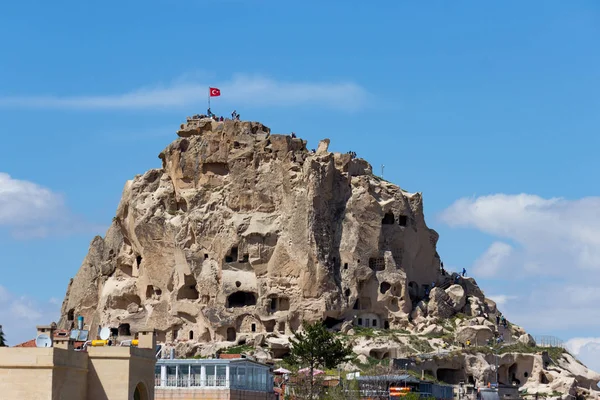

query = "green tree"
[[288, 321, 354, 399], [0, 325, 6, 347]]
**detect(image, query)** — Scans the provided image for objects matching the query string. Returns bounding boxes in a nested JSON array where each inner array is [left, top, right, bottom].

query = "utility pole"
[[490, 346, 499, 387], [495, 349, 499, 386]]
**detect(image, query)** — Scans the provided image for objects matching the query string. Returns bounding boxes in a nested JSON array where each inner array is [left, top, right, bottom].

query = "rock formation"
[[58, 117, 599, 396], [59, 118, 445, 342]]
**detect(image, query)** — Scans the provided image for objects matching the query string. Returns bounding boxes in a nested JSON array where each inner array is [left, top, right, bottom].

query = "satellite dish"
[[35, 333, 52, 348], [99, 327, 110, 341]]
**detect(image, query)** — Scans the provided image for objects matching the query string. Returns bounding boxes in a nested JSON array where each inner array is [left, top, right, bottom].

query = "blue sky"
[[1, 0, 599, 368]]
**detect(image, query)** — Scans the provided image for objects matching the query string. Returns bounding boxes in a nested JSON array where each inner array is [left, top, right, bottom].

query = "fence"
[[155, 375, 228, 388], [533, 336, 565, 349]]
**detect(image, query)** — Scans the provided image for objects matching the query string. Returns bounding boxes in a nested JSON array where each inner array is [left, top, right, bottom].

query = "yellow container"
[[91, 340, 108, 346]]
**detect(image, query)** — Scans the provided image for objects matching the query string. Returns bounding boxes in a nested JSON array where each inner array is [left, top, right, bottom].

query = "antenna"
[[381, 164, 385, 179], [99, 327, 110, 341], [35, 333, 52, 348]]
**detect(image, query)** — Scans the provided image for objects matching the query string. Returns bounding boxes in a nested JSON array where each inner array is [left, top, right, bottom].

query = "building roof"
[[14, 339, 36, 348], [355, 374, 422, 384], [13, 330, 85, 348], [157, 358, 272, 369]]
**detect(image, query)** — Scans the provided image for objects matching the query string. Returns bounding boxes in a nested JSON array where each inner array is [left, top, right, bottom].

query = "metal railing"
[[155, 375, 228, 388], [533, 335, 565, 349]]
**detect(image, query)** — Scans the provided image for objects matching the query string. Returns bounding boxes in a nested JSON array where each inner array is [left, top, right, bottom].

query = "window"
[[206, 365, 216, 386], [155, 365, 162, 386], [204, 253, 209, 259], [227, 327, 236, 341], [344, 263, 348, 270], [225, 247, 238, 263], [118, 323, 131, 336], [237, 367, 246, 387], [191, 366, 202, 386], [189, 331, 194, 340], [372, 319, 377, 327], [216, 365, 227, 386], [382, 212, 395, 225], [251, 323, 256, 332], [369, 257, 385, 271], [166, 366, 177, 387], [227, 291, 257, 308], [357, 318, 363, 326], [399, 215, 408, 226], [230, 366, 237, 386]]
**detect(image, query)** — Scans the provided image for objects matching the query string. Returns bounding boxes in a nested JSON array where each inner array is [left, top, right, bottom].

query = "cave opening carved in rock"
[[380, 282, 391, 294], [436, 368, 464, 385], [369, 257, 385, 271], [324, 317, 344, 329], [225, 246, 239, 263], [227, 291, 257, 308], [269, 296, 290, 312], [382, 212, 395, 225], [177, 275, 199, 300], [408, 281, 418, 302], [226, 327, 236, 342]]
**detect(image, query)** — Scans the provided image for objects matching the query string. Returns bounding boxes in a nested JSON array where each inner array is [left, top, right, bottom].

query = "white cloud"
[[566, 338, 600, 373], [0, 285, 59, 346], [501, 283, 600, 331], [0, 173, 65, 226], [487, 294, 517, 306], [439, 194, 600, 277], [0, 74, 369, 111], [567, 337, 600, 357], [473, 241, 513, 277], [0, 173, 103, 238]]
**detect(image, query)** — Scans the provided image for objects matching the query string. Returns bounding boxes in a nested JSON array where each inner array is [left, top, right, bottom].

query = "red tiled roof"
[[218, 354, 243, 359], [13, 330, 84, 348], [14, 339, 36, 348]]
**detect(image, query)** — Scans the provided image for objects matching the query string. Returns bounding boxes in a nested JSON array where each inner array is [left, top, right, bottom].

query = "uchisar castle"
[[59, 117, 600, 397]]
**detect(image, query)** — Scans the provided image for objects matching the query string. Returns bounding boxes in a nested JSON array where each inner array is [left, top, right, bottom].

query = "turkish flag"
[[209, 87, 221, 97]]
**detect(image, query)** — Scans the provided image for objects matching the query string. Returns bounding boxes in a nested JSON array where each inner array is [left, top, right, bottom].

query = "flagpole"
[[208, 87, 210, 113]]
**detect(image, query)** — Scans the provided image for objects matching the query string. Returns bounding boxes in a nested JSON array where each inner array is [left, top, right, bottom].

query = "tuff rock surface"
[[59, 118, 443, 341]]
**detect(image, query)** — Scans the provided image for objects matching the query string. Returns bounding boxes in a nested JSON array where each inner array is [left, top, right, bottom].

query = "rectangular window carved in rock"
[[369, 257, 385, 271]]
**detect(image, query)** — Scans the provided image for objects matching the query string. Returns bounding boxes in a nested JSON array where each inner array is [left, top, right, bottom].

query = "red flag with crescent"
[[209, 87, 221, 97]]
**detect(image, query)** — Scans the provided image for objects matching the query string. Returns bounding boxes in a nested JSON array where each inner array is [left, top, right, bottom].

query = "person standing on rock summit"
[[462, 267, 467, 277]]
